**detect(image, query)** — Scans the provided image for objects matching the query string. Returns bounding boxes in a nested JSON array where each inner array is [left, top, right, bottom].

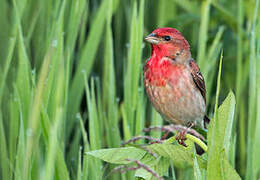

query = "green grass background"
[[0, 0, 259, 179]]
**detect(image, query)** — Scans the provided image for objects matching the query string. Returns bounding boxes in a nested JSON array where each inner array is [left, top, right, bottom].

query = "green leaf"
[[150, 108, 163, 139], [219, 91, 236, 155], [208, 91, 236, 177], [147, 143, 207, 169], [0, 112, 10, 180], [197, 0, 211, 68], [193, 150, 203, 180], [135, 154, 157, 179], [157, 0, 176, 27], [135, 154, 170, 180], [207, 52, 222, 179], [246, 1, 259, 179], [220, 151, 241, 180], [207, 54, 239, 179], [87, 147, 146, 164], [172, 0, 200, 14], [102, 8, 121, 148], [67, 0, 107, 137], [123, 0, 144, 134]]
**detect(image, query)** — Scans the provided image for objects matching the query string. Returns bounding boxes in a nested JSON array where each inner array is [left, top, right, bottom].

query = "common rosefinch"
[[143, 28, 209, 144]]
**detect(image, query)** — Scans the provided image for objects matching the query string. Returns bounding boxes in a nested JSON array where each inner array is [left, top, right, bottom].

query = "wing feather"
[[189, 59, 206, 104]]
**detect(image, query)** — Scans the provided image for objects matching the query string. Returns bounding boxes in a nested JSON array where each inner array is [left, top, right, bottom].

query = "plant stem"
[[186, 134, 208, 152], [164, 134, 208, 152]]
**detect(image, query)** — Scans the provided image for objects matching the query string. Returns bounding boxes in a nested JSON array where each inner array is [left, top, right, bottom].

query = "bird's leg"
[[175, 122, 194, 147]]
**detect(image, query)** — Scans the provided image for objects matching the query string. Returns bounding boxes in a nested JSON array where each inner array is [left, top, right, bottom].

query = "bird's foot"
[[175, 131, 188, 147], [123, 123, 203, 151], [123, 124, 206, 156], [175, 122, 194, 147]]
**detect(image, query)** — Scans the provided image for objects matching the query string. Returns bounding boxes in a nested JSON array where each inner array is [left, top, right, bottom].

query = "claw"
[[175, 122, 195, 147], [176, 131, 188, 147]]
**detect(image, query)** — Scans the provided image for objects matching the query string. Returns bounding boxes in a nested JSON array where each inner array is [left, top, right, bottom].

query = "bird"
[[143, 27, 210, 145]]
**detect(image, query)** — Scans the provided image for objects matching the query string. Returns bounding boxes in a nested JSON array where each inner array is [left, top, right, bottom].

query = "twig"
[[126, 159, 164, 180], [186, 134, 208, 152], [122, 136, 162, 145], [143, 125, 205, 141], [107, 159, 164, 180]]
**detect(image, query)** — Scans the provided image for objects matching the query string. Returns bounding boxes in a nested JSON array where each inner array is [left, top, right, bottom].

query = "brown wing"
[[189, 59, 206, 104]]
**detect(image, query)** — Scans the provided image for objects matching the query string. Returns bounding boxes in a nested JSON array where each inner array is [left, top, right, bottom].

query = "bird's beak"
[[144, 33, 159, 45]]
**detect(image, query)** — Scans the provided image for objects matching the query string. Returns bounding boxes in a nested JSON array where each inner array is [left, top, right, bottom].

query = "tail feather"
[[203, 115, 210, 129], [195, 115, 210, 155]]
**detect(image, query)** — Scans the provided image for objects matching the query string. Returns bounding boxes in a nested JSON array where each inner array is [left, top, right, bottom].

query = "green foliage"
[[87, 90, 239, 179], [87, 147, 146, 164], [0, 0, 259, 179]]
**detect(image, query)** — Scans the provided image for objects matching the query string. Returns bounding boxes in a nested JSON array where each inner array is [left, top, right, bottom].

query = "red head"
[[145, 28, 191, 63]]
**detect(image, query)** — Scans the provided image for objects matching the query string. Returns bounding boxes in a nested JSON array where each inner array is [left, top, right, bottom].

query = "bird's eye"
[[163, 36, 171, 41]]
